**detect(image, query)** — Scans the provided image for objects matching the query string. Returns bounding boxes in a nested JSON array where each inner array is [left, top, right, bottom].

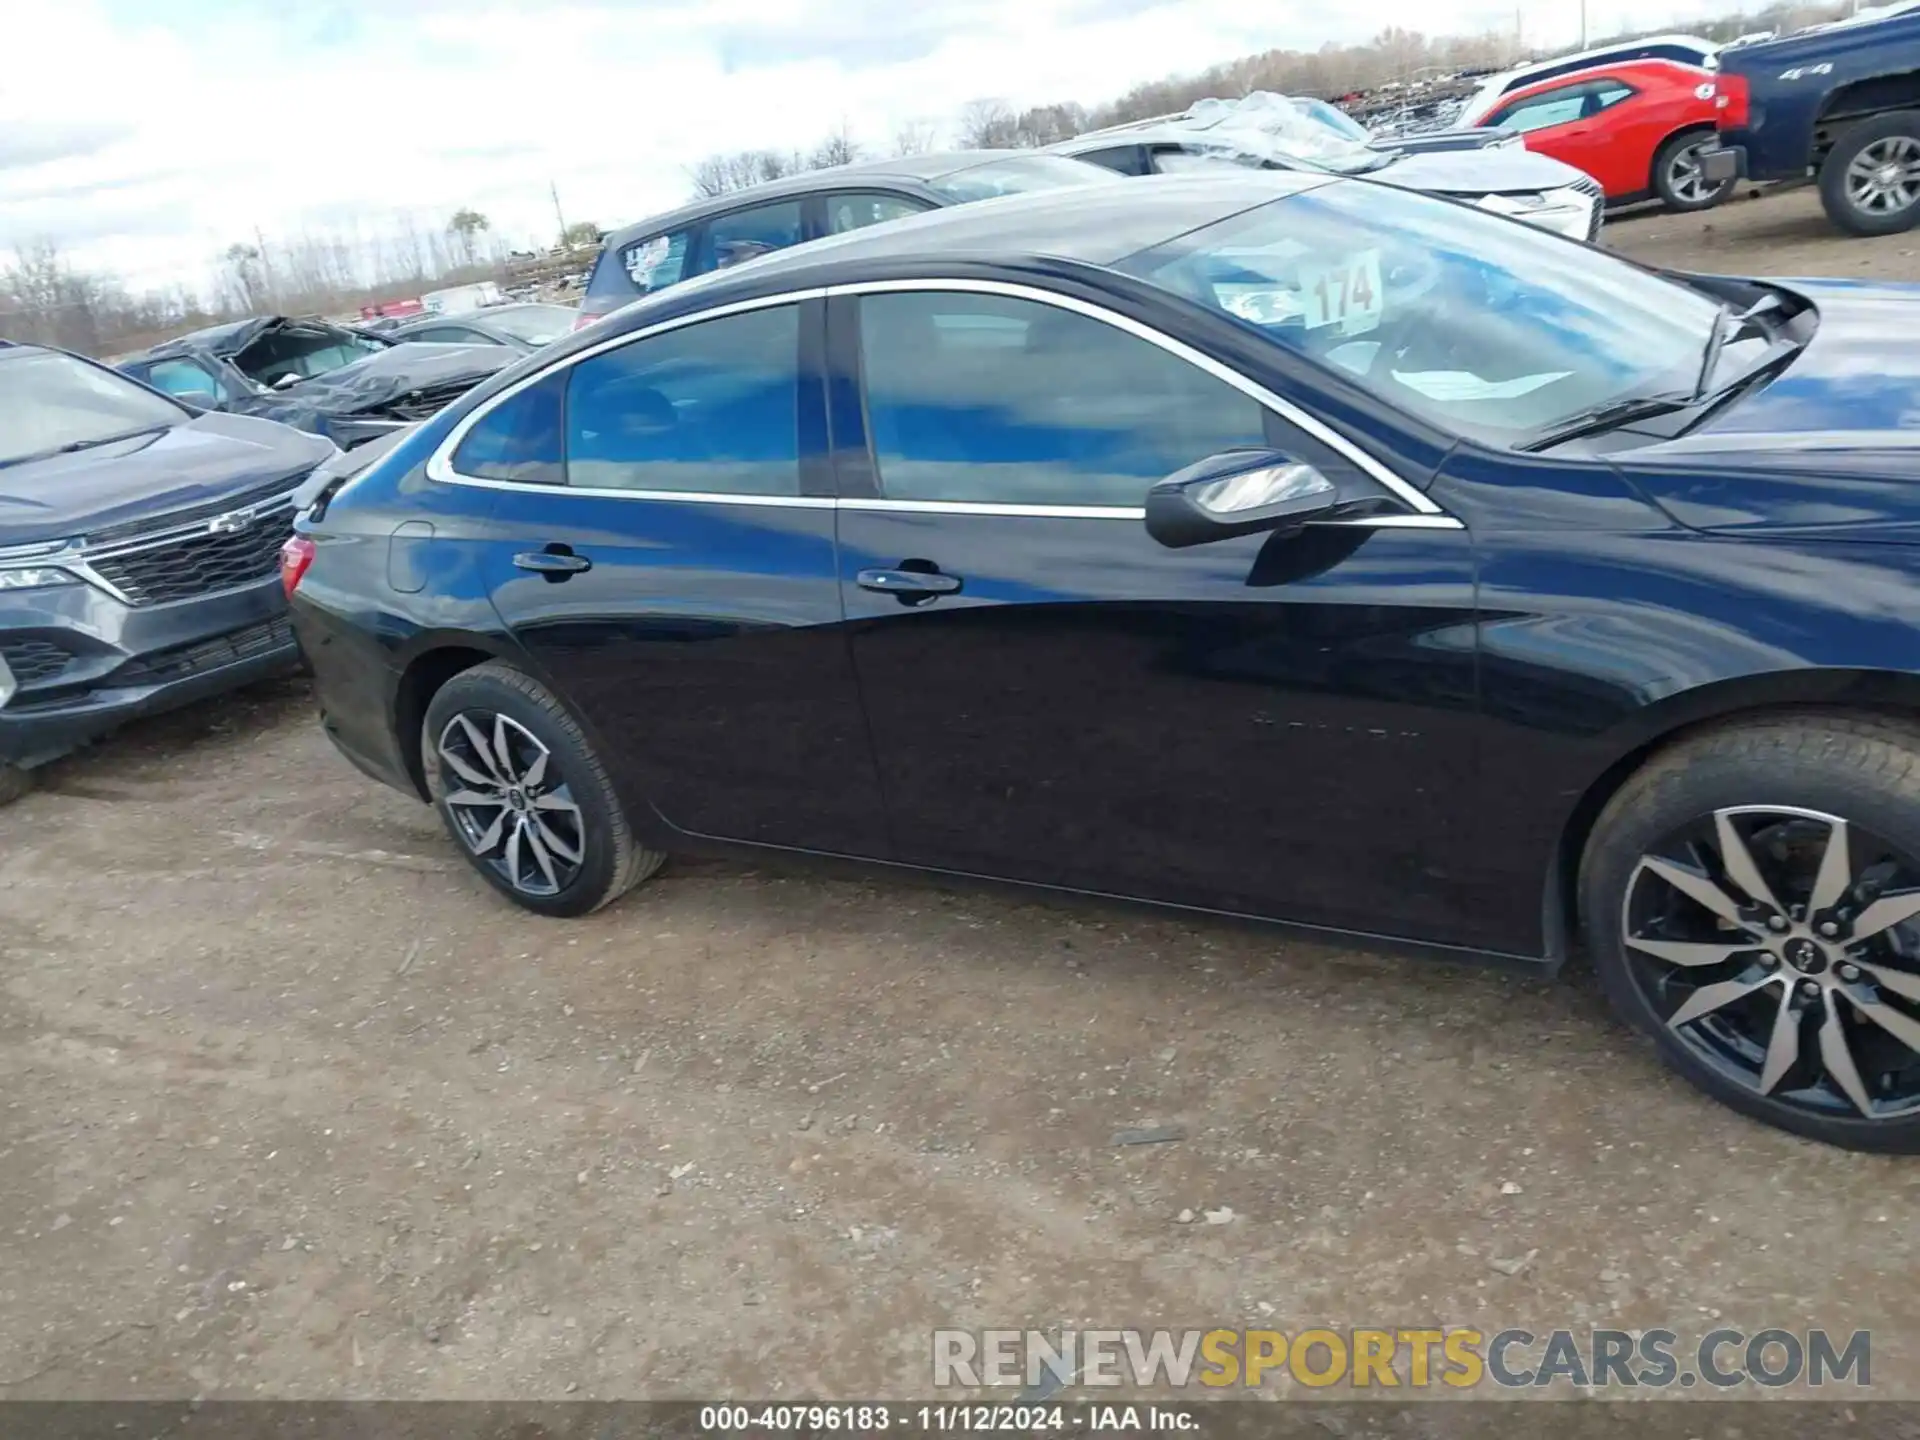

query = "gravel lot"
[[3, 188, 1918, 1403]]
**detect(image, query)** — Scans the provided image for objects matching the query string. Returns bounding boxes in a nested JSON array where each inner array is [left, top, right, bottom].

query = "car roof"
[[598, 150, 1084, 247], [598, 171, 1331, 312], [1494, 57, 1713, 105]]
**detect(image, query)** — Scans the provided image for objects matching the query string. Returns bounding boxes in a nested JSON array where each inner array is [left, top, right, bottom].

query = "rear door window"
[[694, 201, 805, 274], [562, 305, 800, 496], [134, 357, 233, 403], [822, 192, 933, 234]]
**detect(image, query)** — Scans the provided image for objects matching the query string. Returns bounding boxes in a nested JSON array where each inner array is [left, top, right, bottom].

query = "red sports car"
[[1473, 59, 1734, 212]]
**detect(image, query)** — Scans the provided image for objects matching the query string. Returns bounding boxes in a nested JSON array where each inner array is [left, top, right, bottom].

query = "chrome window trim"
[[424, 277, 1459, 530], [828, 277, 1444, 516], [426, 289, 826, 489]]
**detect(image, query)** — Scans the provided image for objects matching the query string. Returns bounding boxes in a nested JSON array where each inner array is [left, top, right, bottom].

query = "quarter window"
[[562, 305, 800, 495], [138, 358, 232, 403], [857, 291, 1269, 507], [618, 229, 693, 294], [452, 372, 564, 485]]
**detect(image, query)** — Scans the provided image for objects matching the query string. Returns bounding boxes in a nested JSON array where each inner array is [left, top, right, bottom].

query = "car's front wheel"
[[1820, 111, 1920, 236], [1582, 714, 1920, 1152], [421, 660, 665, 917]]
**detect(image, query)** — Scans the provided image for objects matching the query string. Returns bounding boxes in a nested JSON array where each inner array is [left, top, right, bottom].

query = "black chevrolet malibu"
[[0, 341, 336, 801], [290, 172, 1920, 1151]]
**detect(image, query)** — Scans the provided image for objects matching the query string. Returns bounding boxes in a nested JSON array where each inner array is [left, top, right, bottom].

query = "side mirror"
[[1145, 450, 1340, 549]]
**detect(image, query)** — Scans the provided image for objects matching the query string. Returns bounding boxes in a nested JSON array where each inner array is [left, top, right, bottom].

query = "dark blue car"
[[0, 341, 336, 800], [289, 172, 1920, 1151]]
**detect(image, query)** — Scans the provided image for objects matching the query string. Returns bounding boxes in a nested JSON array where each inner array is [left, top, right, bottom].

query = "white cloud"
[[0, 0, 1765, 295]]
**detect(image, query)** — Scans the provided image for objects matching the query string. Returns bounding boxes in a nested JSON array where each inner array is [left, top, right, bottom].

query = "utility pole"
[[550, 180, 568, 248], [1579, 0, 1588, 49]]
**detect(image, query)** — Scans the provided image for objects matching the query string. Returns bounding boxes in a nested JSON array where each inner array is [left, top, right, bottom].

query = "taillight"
[[1717, 74, 1750, 128], [572, 309, 602, 331], [280, 535, 316, 597]]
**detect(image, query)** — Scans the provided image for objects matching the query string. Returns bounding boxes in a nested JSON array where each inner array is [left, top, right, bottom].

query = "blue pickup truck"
[[1714, 5, 1920, 234]]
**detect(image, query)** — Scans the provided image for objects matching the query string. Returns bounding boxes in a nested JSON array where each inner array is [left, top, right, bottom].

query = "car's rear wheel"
[[0, 762, 32, 808], [1581, 714, 1920, 1152], [421, 660, 664, 917], [1820, 111, 1920, 236], [1652, 128, 1735, 212]]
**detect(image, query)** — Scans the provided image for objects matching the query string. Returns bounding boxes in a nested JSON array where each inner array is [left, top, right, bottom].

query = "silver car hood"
[[1370, 146, 1593, 196]]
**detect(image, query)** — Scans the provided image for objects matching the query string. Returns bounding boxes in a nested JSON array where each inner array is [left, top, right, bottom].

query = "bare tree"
[[956, 98, 1020, 148], [892, 118, 941, 155], [809, 123, 862, 170], [219, 242, 267, 312]]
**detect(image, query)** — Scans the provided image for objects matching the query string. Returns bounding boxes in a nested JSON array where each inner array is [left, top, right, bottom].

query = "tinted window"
[[857, 291, 1267, 507], [924, 154, 1119, 202], [1492, 80, 1636, 133], [824, 192, 931, 234], [696, 202, 804, 275], [616, 229, 693, 296], [452, 372, 564, 485], [138, 357, 232, 402], [408, 326, 482, 344], [1069, 145, 1150, 176], [563, 305, 799, 495]]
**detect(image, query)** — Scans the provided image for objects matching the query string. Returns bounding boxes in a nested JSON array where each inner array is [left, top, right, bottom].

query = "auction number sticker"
[[1299, 248, 1384, 335]]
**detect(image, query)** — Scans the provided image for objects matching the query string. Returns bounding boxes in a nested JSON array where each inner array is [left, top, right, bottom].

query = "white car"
[[1052, 93, 1607, 242]]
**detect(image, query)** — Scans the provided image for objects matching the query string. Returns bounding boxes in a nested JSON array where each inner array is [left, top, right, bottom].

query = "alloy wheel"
[[1845, 136, 1920, 216], [1666, 141, 1723, 205], [1621, 805, 1920, 1121], [436, 711, 586, 898]]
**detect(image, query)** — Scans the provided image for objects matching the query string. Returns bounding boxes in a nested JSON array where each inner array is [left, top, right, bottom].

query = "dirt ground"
[[4, 188, 1919, 1405]]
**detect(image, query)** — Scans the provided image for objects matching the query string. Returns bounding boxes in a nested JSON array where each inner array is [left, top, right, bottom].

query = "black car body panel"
[[1, 348, 336, 770], [289, 174, 1920, 969], [118, 317, 514, 450]]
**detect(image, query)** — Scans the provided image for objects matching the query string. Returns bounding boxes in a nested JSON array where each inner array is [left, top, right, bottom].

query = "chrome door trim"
[[423, 276, 1460, 530]]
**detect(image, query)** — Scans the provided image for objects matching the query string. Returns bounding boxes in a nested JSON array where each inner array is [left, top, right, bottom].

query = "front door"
[[458, 297, 888, 856], [830, 286, 1489, 947]]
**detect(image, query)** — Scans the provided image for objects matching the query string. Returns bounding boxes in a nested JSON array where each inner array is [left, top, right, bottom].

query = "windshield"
[[482, 305, 578, 347], [231, 323, 386, 388], [1178, 93, 1393, 175], [926, 154, 1121, 202], [1117, 182, 1724, 445], [0, 350, 183, 466]]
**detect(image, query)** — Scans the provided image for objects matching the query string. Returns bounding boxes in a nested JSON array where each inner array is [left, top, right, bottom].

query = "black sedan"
[[0, 341, 336, 802], [288, 172, 1920, 1152], [382, 304, 579, 354]]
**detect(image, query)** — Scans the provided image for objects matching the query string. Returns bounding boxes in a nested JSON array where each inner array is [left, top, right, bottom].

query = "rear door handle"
[[514, 549, 592, 576], [857, 567, 962, 598]]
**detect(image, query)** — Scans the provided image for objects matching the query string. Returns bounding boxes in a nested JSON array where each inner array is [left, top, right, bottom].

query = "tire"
[[420, 660, 665, 917], [1652, 128, 1734, 213], [0, 763, 32, 808], [1580, 713, 1920, 1152], [1819, 111, 1920, 237]]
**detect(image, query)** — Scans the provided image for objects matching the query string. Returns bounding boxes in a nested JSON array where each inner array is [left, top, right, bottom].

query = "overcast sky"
[[3, 0, 1767, 294]]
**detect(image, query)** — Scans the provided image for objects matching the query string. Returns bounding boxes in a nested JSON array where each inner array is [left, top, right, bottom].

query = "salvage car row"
[[9, 65, 1920, 1154]]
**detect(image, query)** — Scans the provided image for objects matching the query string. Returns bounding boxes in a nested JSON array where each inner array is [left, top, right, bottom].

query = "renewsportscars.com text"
[[932, 1327, 1872, 1391]]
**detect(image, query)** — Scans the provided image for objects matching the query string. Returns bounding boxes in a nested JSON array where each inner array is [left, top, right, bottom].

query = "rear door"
[[449, 296, 888, 855], [827, 283, 1488, 946]]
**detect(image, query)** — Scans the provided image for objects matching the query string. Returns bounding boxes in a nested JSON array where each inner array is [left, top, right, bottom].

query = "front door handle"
[[857, 566, 962, 601], [514, 547, 592, 578]]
